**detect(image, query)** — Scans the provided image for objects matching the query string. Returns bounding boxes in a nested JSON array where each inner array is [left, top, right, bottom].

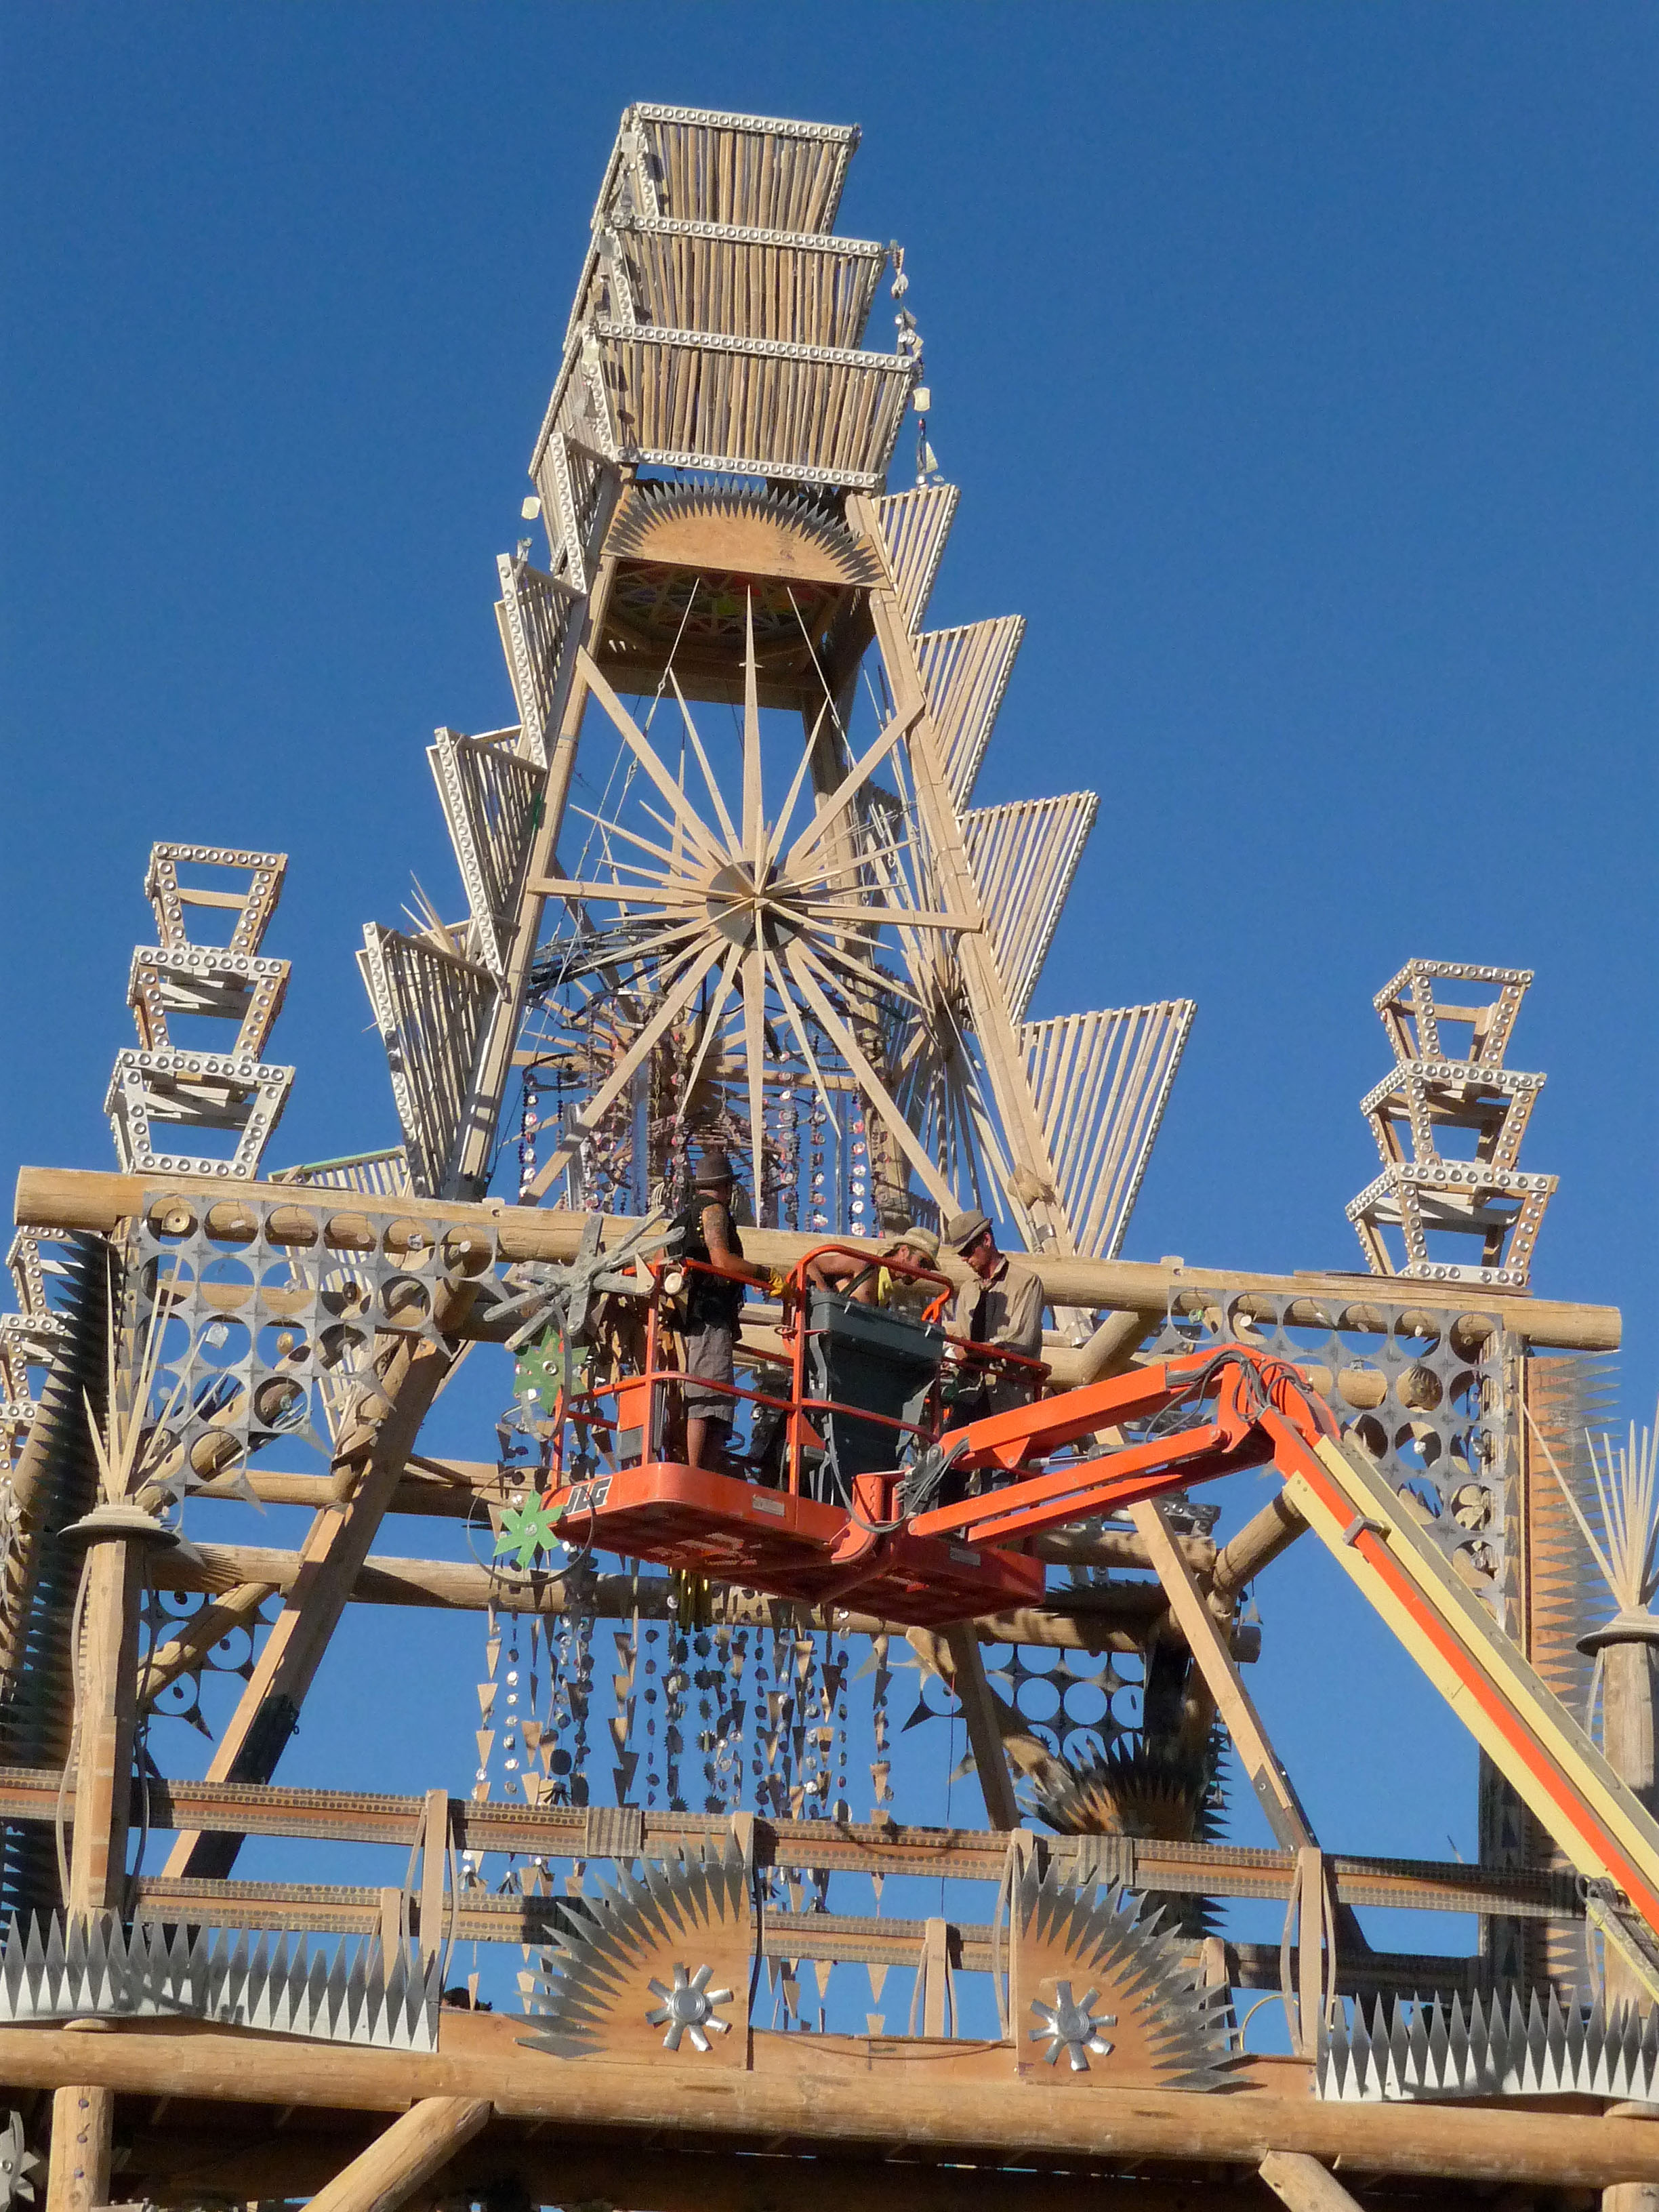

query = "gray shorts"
[[680, 1322, 736, 1421]]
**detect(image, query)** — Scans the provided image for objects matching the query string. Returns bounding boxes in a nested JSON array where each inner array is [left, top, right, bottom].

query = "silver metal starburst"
[[644, 1961, 735, 2053], [0, 2112, 41, 2211], [1029, 1980, 1115, 2072], [520, 609, 972, 1220]]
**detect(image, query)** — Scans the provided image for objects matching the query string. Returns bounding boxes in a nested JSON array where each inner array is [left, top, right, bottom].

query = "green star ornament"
[[494, 1490, 565, 1570]]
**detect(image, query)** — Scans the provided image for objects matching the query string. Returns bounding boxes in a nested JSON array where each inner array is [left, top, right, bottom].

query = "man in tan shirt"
[[942, 1207, 1045, 1414]]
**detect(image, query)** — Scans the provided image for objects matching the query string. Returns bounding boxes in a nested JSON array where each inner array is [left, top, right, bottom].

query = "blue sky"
[[3, 3, 1654, 2008]]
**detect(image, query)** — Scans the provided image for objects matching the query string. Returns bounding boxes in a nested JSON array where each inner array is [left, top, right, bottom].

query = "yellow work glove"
[[766, 1269, 788, 1298]]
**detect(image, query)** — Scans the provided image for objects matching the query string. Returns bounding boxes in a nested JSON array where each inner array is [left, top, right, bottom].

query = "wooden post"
[[1258, 2150, 1365, 2211], [846, 520, 1071, 1250], [64, 1537, 142, 1914], [1126, 1499, 1317, 1851], [304, 2097, 491, 2212], [941, 1622, 1021, 1830], [418, 1785, 448, 1972], [920, 1917, 953, 2037], [48, 1524, 144, 2212], [1589, 1618, 1659, 2212], [44, 2085, 111, 2212], [447, 530, 622, 1200], [377, 1887, 405, 1973]]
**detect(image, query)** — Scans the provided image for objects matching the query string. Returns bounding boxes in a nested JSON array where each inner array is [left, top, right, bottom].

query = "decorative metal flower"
[[645, 1961, 735, 2053], [519, 616, 969, 1222], [0, 2111, 41, 2210], [493, 1490, 565, 1570], [1029, 1981, 1115, 2072]]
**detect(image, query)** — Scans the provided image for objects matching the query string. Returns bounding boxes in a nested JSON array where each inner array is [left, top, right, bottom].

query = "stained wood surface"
[[15, 1170, 1618, 1349], [3, 2015, 1656, 2186], [304, 2097, 491, 2212]]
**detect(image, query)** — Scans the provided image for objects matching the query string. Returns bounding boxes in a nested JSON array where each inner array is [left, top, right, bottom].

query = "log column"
[[45, 1515, 149, 2212], [1584, 1614, 1659, 2212]]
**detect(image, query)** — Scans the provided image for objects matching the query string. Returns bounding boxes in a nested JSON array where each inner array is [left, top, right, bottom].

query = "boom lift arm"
[[830, 1342, 1659, 1954]]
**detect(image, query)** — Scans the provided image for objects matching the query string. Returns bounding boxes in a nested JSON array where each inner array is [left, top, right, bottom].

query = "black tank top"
[[673, 1196, 745, 1329]]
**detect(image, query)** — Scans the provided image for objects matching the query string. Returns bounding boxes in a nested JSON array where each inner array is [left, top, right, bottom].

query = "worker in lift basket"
[[672, 1149, 781, 1473], [805, 1224, 943, 1315], [942, 1207, 1044, 1418]]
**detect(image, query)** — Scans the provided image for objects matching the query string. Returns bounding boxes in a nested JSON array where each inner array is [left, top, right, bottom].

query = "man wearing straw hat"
[[806, 1224, 943, 1316], [672, 1148, 778, 1471]]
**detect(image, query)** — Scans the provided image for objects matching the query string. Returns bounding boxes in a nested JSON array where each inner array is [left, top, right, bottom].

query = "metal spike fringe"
[[0, 1912, 439, 2050], [1319, 1986, 1659, 2102]]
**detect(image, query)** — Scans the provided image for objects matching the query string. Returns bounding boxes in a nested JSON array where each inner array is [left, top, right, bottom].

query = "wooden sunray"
[[796, 924, 920, 1012], [805, 901, 977, 930], [782, 705, 922, 877], [676, 938, 749, 1135], [668, 672, 741, 853], [741, 943, 769, 1207], [762, 699, 832, 878], [564, 806, 689, 876], [525, 938, 727, 1200], [578, 651, 729, 873], [759, 939, 840, 1129], [783, 937, 954, 1210], [741, 596, 764, 868], [545, 882, 706, 909]]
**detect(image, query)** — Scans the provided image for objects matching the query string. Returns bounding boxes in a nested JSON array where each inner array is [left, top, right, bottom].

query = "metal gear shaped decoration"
[[645, 1961, 735, 2051], [1015, 1867, 1233, 2090], [0, 2113, 40, 2212], [1029, 1980, 1115, 2072], [519, 1841, 750, 2062]]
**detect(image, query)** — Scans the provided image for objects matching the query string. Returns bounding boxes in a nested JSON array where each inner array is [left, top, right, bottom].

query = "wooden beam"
[[1211, 1493, 1308, 1601], [15, 1170, 1619, 1351], [153, 1542, 1179, 1654], [0, 1763, 1583, 1919], [45, 2082, 111, 2212], [306, 2097, 491, 2212], [941, 1623, 1021, 1829], [52, 1525, 144, 2212], [1128, 1498, 1317, 1854], [182, 1462, 1223, 1578], [161, 1302, 470, 1879], [115, 2131, 1336, 2212], [136, 1580, 275, 1711], [1258, 2150, 1365, 2212], [3, 2015, 1656, 2186]]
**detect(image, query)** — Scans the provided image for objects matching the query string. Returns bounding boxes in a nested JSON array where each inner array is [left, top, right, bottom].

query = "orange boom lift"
[[544, 1256, 1659, 1952]]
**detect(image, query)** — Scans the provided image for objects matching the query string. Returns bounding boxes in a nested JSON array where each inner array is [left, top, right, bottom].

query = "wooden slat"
[[627, 106, 858, 234], [911, 617, 1024, 813], [356, 928, 496, 1200], [494, 554, 580, 760], [611, 218, 884, 348], [427, 726, 543, 976], [872, 484, 960, 629], [588, 322, 915, 491], [1022, 1001, 1195, 1258], [961, 794, 1098, 1019]]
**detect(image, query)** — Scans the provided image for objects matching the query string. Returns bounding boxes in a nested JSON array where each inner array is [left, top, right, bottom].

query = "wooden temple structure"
[[0, 102, 1652, 2212]]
